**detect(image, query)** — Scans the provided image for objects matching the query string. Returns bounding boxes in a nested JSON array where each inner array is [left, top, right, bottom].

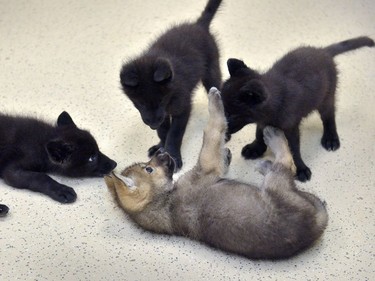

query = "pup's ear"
[[120, 64, 139, 87], [57, 111, 76, 127], [227, 58, 248, 76], [153, 58, 173, 84], [239, 80, 267, 106], [46, 140, 75, 163]]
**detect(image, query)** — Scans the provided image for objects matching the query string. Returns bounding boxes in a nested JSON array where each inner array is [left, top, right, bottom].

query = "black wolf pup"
[[120, 0, 223, 170], [221, 36, 374, 181], [0, 111, 117, 203]]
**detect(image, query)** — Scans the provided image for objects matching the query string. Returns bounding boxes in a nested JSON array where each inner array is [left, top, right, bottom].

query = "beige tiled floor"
[[1, 0, 374, 280]]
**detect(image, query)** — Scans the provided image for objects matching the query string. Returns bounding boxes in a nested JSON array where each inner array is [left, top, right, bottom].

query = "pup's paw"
[[255, 160, 272, 175], [321, 132, 340, 151], [208, 87, 225, 117], [208, 87, 221, 98], [49, 185, 77, 203], [0, 204, 9, 217], [172, 155, 183, 172], [296, 166, 312, 182], [241, 141, 267, 159]]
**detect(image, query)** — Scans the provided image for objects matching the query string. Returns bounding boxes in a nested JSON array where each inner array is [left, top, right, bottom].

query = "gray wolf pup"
[[120, 0, 223, 171], [0, 111, 117, 204], [105, 88, 328, 259], [221, 36, 374, 181]]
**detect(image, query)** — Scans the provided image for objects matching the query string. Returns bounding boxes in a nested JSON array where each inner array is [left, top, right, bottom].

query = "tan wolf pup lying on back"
[[105, 88, 328, 259]]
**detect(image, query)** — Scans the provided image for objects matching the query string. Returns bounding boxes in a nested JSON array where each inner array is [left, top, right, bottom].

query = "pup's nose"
[[100, 156, 117, 175], [107, 159, 117, 170]]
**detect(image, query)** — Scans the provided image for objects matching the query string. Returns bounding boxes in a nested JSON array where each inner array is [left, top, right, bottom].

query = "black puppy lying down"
[[0, 111, 116, 206]]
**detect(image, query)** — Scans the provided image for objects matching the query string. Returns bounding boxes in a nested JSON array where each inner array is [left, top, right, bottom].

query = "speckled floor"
[[0, 0, 374, 280]]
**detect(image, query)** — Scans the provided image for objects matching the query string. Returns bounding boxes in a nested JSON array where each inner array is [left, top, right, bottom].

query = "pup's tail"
[[196, 0, 223, 29], [324, 36, 374, 57]]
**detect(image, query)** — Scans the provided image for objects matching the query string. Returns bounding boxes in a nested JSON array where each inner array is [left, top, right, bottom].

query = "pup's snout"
[[106, 159, 117, 171], [142, 109, 166, 130], [99, 155, 117, 175]]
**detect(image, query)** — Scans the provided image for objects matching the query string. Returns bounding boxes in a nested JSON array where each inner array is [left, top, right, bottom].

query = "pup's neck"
[[131, 183, 176, 234]]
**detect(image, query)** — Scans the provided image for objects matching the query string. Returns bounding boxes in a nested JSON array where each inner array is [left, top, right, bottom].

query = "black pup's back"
[[0, 112, 116, 203], [120, 0, 223, 170], [221, 36, 374, 182]]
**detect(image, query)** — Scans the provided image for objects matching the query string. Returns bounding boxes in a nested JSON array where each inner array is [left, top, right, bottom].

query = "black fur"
[[0, 204, 9, 217], [0, 111, 117, 203], [120, 0, 223, 170], [221, 36, 374, 182]]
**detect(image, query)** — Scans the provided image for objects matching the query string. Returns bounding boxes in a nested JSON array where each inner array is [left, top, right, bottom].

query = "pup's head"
[[104, 150, 175, 214], [221, 58, 268, 135], [46, 111, 117, 177], [120, 55, 174, 129]]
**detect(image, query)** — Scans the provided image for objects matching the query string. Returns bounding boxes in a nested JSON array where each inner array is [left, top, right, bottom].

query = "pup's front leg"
[[163, 110, 191, 171], [198, 87, 231, 177], [2, 166, 77, 203], [148, 118, 171, 157]]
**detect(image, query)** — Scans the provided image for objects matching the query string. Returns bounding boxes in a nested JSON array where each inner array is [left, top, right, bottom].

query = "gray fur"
[[106, 88, 328, 259]]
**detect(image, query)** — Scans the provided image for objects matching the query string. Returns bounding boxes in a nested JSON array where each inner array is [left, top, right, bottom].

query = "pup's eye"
[[88, 155, 97, 163], [145, 166, 154, 174]]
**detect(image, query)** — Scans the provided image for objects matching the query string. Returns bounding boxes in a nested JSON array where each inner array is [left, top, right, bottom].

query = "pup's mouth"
[[149, 124, 159, 130]]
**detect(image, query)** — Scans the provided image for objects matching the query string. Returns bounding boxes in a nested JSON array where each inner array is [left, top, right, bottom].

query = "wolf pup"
[[105, 88, 328, 260], [0, 112, 117, 203], [220, 36, 374, 182], [120, 0, 223, 170]]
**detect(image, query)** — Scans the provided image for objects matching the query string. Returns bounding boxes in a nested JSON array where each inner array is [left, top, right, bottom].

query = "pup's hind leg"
[[284, 126, 311, 182], [263, 126, 295, 172], [197, 87, 230, 177], [260, 126, 296, 191]]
